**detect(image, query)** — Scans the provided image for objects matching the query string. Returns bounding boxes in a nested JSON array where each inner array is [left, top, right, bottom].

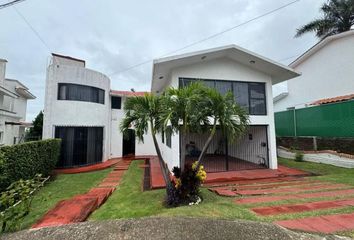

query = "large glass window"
[[179, 78, 266, 115], [55, 127, 103, 168], [58, 83, 105, 104]]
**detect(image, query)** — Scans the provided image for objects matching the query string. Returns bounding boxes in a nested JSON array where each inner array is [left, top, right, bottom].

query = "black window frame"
[[179, 77, 267, 116], [57, 83, 105, 104], [111, 96, 122, 109]]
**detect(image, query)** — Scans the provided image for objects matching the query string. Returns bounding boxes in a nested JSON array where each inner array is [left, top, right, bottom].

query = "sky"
[[0, 0, 325, 121]]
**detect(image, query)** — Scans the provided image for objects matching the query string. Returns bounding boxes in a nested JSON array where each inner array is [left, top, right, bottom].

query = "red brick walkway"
[[276, 213, 354, 234], [32, 158, 133, 229], [252, 198, 354, 216], [208, 175, 354, 234]]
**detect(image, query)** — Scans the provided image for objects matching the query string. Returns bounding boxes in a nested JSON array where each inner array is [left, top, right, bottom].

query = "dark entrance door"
[[123, 129, 135, 156], [55, 127, 103, 168]]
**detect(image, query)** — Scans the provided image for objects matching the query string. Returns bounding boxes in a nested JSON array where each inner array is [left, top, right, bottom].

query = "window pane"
[[111, 96, 121, 109], [166, 127, 172, 148], [201, 80, 215, 89], [215, 81, 232, 95], [58, 84, 67, 100], [57, 83, 105, 104], [250, 98, 266, 115], [233, 82, 249, 112], [249, 83, 265, 99]]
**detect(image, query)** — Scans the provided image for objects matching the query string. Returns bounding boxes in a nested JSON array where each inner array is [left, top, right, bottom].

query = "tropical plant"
[[120, 94, 173, 190], [295, 0, 354, 39], [162, 82, 211, 171], [194, 88, 249, 169]]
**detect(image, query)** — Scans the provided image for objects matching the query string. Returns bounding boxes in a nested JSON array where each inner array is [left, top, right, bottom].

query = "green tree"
[[162, 82, 211, 171], [120, 94, 172, 189], [295, 0, 354, 39], [162, 82, 249, 170], [194, 88, 249, 169], [26, 111, 43, 141]]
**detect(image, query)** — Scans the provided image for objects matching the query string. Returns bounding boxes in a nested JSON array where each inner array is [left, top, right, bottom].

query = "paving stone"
[[235, 188, 354, 204], [236, 184, 348, 196], [276, 212, 354, 233], [252, 198, 354, 215], [209, 187, 238, 197]]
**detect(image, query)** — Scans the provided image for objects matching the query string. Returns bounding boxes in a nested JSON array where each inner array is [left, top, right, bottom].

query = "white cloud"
[[0, 0, 325, 121]]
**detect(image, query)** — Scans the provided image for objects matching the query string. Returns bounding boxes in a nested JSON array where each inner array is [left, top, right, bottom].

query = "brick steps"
[[235, 183, 348, 196], [235, 189, 354, 204], [33, 158, 134, 229], [252, 198, 354, 216], [276, 212, 354, 233]]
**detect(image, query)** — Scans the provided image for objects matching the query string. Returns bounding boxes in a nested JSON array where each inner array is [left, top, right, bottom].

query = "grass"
[[90, 158, 354, 238], [14, 168, 111, 231], [90, 160, 257, 221], [10, 157, 354, 237]]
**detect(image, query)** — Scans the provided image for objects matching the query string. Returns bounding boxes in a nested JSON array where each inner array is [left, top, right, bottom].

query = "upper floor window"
[[58, 83, 105, 104], [111, 96, 122, 109], [179, 78, 266, 115]]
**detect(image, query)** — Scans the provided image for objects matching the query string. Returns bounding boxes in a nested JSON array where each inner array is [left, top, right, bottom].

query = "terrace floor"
[[149, 157, 310, 189]]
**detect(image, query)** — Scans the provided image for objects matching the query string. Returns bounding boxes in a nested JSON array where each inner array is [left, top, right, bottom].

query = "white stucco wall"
[[43, 61, 111, 161], [274, 34, 354, 112], [157, 57, 278, 170], [110, 96, 156, 158]]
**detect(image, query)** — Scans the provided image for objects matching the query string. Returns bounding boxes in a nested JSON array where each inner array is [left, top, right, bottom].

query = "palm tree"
[[161, 82, 211, 171], [295, 0, 354, 39], [120, 94, 172, 189], [194, 88, 249, 169]]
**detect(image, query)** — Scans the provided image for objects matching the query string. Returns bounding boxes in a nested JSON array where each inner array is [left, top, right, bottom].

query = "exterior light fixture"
[[201, 56, 207, 60], [159, 76, 164, 79], [249, 60, 255, 64]]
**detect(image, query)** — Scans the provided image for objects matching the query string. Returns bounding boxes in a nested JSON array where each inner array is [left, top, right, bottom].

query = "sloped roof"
[[310, 93, 354, 105], [152, 44, 300, 93], [290, 30, 354, 68]]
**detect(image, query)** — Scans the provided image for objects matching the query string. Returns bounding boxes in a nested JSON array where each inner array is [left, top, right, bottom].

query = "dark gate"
[[123, 129, 135, 156], [55, 126, 103, 168]]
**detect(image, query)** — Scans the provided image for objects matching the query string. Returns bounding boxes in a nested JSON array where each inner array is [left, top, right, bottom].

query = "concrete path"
[[3, 217, 348, 240]]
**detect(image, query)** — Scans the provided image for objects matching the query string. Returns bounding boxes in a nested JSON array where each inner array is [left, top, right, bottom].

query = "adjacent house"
[[151, 45, 299, 171], [274, 30, 354, 112], [42, 54, 156, 168], [0, 59, 36, 146]]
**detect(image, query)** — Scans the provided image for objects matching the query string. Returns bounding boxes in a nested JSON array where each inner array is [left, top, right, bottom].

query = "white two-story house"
[[42, 54, 156, 168], [0, 59, 36, 146], [43, 46, 299, 171], [152, 45, 299, 172]]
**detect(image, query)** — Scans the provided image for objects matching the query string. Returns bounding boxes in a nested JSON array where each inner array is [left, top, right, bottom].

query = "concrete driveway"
[[3, 217, 350, 240]]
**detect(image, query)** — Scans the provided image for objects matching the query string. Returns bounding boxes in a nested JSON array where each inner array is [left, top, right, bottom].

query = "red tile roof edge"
[[310, 93, 354, 105], [110, 90, 149, 97]]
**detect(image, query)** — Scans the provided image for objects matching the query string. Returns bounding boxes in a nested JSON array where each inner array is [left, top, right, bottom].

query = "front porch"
[[182, 125, 270, 172]]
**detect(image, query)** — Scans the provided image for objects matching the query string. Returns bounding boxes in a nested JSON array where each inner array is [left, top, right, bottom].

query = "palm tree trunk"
[[150, 122, 172, 188], [180, 128, 187, 172], [195, 119, 218, 170]]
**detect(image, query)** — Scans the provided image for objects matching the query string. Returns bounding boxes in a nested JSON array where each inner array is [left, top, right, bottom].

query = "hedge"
[[0, 139, 61, 192]]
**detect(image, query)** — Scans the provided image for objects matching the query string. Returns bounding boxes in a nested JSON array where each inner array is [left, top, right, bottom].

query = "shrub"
[[167, 162, 206, 206], [295, 151, 304, 162], [0, 174, 46, 232], [0, 139, 61, 191]]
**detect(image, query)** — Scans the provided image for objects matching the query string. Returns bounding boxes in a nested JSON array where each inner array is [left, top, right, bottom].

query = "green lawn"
[[14, 168, 111, 231], [12, 157, 354, 237]]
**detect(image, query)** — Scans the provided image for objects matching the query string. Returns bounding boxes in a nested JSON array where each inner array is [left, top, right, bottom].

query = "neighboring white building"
[[274, 30, 354, 112], [42, 54, 156, 168], [0, 59, 35, 146], [151, 45, 299, 171]]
